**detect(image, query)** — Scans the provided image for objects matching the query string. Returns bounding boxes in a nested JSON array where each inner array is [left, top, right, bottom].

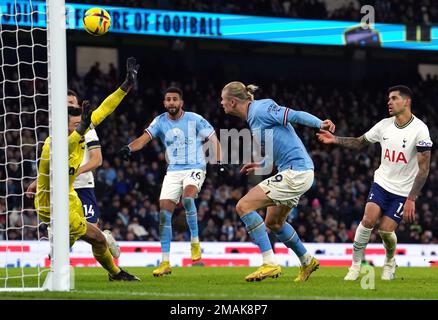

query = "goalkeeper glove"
[[75, 100, 93, 136], [119, 145, 132, 161], [120, 57, 140, 92]]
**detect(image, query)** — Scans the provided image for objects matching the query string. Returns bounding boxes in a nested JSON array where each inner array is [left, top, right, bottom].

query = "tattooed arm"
[[403, 150, 431, 223], [316, 130, 370, 150]]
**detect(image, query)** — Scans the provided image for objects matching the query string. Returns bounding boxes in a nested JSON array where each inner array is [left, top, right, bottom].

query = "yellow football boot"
[[245, 264, 282, 282], [191, 242, 202, 262], [294, 257, 320, 282], [152, 261, 172, 277]]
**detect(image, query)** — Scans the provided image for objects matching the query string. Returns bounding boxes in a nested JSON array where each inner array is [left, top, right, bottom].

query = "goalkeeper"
[[35, 57, 140, 281]]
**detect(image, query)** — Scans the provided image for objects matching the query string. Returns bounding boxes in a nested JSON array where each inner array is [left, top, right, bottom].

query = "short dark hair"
[[67, 89, 79, 98], [164, 87, 183, 99], [388, 85, 413, 99]]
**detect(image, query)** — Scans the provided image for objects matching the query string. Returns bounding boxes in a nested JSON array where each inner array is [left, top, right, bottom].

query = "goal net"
[[0, 0, 70, 291]]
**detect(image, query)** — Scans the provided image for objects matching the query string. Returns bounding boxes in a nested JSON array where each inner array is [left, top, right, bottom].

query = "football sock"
[[262, 249, 277, 266], [378, 230, 397, 261], [352, 223, 373, 266], [241, 211, 274, 263], [274, 222, 308, 259], [160, 209, 172, 261], [182, 197, 198, 239], [93, 246, 120, 275]]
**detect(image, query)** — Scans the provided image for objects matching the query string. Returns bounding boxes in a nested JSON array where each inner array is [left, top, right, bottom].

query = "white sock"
[[352, 223, 373, 266], [262, 249, 276, 265], [162, 253, 170, 262], [378, 230, 397, 261], [191, 236, 199, 244], [299, 252, 312, 266]]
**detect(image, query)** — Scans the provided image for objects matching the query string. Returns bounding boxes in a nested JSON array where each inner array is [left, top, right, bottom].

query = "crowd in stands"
[[1, 43, 437, 247], [72, 0, 438, 24]]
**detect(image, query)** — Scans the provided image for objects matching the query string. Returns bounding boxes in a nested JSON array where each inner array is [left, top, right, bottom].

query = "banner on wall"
[[1, 241, 437, 268], [1, 0, 438, 51]]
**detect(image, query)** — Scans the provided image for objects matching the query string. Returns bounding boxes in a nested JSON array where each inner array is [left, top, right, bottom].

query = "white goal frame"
[[0, 0, 70, 292]]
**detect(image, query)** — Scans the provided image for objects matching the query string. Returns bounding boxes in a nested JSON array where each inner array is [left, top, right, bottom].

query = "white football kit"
[[73, 129, 100, 189], [364, 115, 433, 197]]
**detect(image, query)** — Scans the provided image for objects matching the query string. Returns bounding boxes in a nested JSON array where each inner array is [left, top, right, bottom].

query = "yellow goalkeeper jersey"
[[35, 88, 127, 214]]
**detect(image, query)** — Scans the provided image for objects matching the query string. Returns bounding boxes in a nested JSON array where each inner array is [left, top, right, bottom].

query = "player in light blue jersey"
[[119, 87, 224, 277], [221, 81, 335, 282]]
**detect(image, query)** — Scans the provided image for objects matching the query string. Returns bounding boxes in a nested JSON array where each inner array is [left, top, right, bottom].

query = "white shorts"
[[258, 169, 314, 208], [159, 169, 206, 204]]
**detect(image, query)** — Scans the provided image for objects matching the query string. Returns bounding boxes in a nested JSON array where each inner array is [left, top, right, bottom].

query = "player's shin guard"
[[93, 246, 120, 275], [160, 210, 172, 261], [274, 222, 308, 261], [378, 230, 397, 260], [182, 197, 198, 240], [241, 211, 274, 263], [352, 223, 373, 266]]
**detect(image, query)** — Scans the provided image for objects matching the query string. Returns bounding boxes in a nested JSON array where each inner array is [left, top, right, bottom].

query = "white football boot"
[[344, 265, 361, 281], [103, 230, 121, 259], [381, 258, 396, 280]]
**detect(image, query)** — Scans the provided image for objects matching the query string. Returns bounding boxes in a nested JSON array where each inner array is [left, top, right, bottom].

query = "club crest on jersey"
[[384, 148, 407, 163]]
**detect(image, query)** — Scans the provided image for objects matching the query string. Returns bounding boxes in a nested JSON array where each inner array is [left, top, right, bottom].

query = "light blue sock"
[[274, 222, 307, 257], [182, 197, 198, 238], [159, 210, 172, 253], [240, 211, 272, 253]]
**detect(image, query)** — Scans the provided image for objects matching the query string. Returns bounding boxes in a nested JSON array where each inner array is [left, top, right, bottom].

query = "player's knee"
[[265, 221, 282, 232], [361, 217, 375, 229], [235, 201, 248, 216], [182, 197, 195, 210]]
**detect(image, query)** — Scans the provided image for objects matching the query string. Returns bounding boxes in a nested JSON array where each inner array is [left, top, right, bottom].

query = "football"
[[83, 7, 111, 36]]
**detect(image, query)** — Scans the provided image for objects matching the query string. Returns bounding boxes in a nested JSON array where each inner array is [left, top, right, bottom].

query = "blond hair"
[[223, 81, 259, 101]]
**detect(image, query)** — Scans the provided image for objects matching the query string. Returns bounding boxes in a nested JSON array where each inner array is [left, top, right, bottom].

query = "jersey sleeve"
[[91, 88, 127, 128], [144, 117, 160, 140], [416, 124, 433, 152], [196, 115, 215, 141], [84, 129, 101, 150], [259, 99, 322, 128], [364, 119, 384, 144]]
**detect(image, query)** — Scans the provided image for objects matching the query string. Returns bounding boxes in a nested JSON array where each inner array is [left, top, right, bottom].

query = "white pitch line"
[[72, 290, 409, 300]]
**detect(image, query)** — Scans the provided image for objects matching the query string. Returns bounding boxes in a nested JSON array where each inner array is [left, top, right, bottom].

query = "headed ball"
[[83, 7, 111, 36]]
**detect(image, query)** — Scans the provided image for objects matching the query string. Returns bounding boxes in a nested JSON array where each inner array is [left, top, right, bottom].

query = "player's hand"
[[316, 129, 336, 144], [25, 180, 37, 198], [119, 145, 132, 161], [320, 119, 335, 133], [121, 57, 140, 92], [402, 198, 416, 223], [75, 100, 93, 136], [240, 163, 261, 175]]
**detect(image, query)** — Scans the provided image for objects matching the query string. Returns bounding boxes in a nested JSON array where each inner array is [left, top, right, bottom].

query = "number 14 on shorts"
[[83, 204, 95, 218]]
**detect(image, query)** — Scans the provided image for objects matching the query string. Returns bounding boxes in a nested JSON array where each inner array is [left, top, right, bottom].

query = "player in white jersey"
[[317, 85, 432, 281]]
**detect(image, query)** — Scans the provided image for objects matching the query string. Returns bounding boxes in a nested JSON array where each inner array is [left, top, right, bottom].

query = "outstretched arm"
[[286, 109, 335, 132], [316, 130, 370, 150], [119, 131, 152, 160], [91, 57, 140, 127], [129, 132, 152, 152]]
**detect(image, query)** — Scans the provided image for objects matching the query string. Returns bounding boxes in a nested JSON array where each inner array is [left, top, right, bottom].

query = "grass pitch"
[[1, 266, 437, 300]]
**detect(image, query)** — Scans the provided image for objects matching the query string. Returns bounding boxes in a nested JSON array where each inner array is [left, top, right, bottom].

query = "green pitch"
[[1, 266, 438, 300]]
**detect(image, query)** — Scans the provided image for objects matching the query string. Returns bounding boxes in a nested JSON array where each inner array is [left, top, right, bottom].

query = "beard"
[[167, 106, 180, 116]]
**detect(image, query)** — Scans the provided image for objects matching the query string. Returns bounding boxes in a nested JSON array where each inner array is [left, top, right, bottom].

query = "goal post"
[[0, 0, 70, 291], [46, 0, 70, 292]]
